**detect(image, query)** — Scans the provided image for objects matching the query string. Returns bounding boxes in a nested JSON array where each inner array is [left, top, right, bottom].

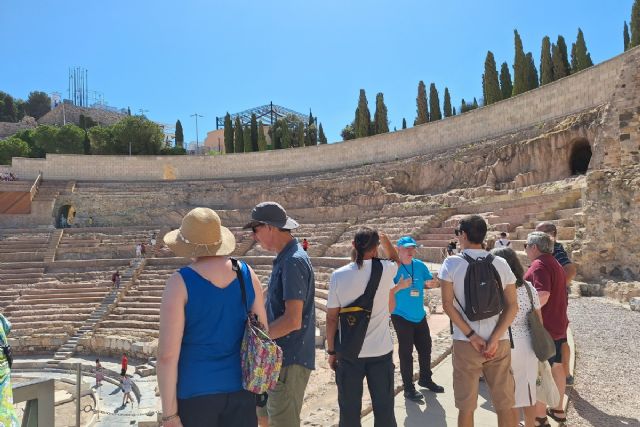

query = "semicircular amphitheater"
[[2, 46, 640, 426]]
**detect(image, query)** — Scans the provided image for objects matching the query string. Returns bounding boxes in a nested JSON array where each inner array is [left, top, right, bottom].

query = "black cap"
[[244, 201, 299, 230]]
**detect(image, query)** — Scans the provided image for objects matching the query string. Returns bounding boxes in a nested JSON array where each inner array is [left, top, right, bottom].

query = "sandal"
[[535, 416, 551, 427], [547, 408, 567, 423]]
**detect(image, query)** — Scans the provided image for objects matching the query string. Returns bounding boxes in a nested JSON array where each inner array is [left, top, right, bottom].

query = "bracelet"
[[465, 330, 475, 338], [326, 349, 336, 355], [162, 413, 179, 422]]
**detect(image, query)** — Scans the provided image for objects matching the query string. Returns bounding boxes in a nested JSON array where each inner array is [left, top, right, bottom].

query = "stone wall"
[[0, 117, 37, 139], [8, 47, 634, 181]]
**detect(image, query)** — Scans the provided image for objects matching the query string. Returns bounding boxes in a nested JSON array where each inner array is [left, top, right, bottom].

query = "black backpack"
[[455, 253, 504, 321]]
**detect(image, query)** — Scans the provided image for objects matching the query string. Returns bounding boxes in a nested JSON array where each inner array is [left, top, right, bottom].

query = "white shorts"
[[511, 337, 538, 408]]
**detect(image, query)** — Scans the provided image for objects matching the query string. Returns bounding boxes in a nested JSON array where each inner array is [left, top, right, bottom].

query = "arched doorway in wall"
[[57, 205, 76, 228], [569, 138, 592, 175]]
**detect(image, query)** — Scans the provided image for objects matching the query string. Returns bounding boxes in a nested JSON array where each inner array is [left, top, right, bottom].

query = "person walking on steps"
[[391, 236, 444, 402]]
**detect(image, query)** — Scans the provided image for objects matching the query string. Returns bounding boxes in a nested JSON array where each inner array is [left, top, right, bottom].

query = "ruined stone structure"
[[1, 46, 639, 360]]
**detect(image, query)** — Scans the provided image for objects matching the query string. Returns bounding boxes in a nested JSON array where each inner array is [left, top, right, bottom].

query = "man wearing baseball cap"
[[245, 202, 315, 427], [390, 236, 444, 401]]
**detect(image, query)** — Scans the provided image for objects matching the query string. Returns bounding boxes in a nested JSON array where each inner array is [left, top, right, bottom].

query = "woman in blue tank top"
[[157, 208, 267, 427]]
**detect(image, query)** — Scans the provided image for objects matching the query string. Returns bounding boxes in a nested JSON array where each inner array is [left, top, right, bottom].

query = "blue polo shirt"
[[392, 258, 433, 323], [266, 238, 316, 370]]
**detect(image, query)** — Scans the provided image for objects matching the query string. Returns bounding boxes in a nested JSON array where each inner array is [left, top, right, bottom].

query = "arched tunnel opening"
[[570, 139, 592, 175]]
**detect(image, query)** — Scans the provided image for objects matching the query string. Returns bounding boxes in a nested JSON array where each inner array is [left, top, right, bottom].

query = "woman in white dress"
[[491, 247, 543, 427]]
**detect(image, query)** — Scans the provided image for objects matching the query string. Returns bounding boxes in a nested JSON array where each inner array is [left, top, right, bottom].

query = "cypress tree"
[[223, 114, 233, 153], [572, 28, 593, 72], [443, 88, 452, 117], [271, 120, 282, 149], [243, 125, 252, 152], [624, 21, 631, 51], [175, 120, 184, 148], [499, 62, 513, 99], [526, 52, 539, 90], [295, 122, 305, 147], [306, 112, 317, 146], [373, 93, 389, 134], [540, 36, 554, 85], [257, 121, 267, 151], [452, 107, 457, 115], [429, 83, 442, 121], [483, 51, 502, 105], [472, 98, 478, 109], [460, 99, 467, 113], [415, 80, 429, 125], [250, 113, 259, 151], [354, 89, 371, 138], [556, 36, 571, 77], [570, 43, 578, 72], [631, 0, 640, 48], [234, 116, 243, 153], [552, 43, 569, 80], [280, 120, 291, 149], [512, 30, 528, 96], [318, 123, 328, 144], [402, 118, 407, 129]]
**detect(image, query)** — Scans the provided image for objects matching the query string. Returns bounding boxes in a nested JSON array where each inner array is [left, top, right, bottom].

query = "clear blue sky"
[[1, 0, 633, 145]]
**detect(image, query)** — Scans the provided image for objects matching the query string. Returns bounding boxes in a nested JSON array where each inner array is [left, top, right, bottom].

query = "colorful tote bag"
[[231, 259, 283, 394]]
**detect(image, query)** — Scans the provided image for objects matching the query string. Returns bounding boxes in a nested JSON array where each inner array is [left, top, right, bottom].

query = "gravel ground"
[[566, 297, 640, 426]]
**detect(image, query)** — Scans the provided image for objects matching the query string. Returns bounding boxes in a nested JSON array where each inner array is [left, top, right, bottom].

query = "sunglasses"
[[524, 243, 534, 249], [251, 224, 266, 234], [454, 228, 464, 236]]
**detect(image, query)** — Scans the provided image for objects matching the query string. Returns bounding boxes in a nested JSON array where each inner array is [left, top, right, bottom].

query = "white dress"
[[511, 281, 541, 408]]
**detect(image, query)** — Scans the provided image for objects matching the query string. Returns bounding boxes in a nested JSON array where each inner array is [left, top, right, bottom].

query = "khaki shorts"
[[256, 364, 312, 427], [452, 340, 515, 411]]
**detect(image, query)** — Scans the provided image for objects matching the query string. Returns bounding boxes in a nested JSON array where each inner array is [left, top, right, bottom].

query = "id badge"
[[410, 289, 419, 297]]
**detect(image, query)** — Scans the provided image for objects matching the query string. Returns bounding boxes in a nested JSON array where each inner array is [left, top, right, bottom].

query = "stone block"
[[630, 297, 640, 311]]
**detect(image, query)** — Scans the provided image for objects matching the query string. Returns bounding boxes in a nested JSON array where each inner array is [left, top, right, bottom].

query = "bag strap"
[[522, 280, 536, 311], [231, 258, 250, 315], [345, 258, 383, 311]]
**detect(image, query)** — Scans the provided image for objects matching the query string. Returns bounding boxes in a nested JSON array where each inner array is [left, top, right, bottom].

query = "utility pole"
[[138, 108, 149, 117], [190, 113, 204, 154]]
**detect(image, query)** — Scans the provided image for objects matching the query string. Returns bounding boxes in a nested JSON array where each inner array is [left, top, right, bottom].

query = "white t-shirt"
[[496, 238, 511, 248], [438, 249, 516, 342], [511, 280, 541, 339], [327, 259, 398, 358]]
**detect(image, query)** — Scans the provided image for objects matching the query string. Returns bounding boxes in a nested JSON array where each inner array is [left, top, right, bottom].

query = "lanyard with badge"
[[402, 263, 420, 297]]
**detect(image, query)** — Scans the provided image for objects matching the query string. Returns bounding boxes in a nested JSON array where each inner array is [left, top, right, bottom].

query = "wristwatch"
[[465, 330, 475, 338]]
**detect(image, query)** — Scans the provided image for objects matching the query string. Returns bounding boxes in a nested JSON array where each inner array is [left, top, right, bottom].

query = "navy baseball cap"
[[244, 201, 299, 230]]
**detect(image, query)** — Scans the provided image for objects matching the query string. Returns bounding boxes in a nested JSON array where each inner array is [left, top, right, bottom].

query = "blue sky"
[[1, 0, 633, 145]]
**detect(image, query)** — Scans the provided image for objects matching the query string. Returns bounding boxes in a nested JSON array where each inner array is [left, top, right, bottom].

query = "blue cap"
[[397, 236, 418, 248]]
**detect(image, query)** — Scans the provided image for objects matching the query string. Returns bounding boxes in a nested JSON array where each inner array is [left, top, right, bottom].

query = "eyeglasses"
[[524, 243, 534, 249], [251, 224, 266, 234]]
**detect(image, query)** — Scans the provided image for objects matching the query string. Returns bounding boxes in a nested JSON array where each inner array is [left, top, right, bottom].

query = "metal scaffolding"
[[216, 102, 307, 129]]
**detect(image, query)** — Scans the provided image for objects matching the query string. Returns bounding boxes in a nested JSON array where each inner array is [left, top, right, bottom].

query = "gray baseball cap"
[[244, 201, 299, 230]]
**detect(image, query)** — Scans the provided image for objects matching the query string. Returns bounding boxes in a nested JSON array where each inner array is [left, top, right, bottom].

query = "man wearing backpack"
[[439, 215, 518, 427]]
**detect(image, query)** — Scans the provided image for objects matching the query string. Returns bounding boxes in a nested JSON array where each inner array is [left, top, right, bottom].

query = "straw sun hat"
[[164, 208, 236, 257]]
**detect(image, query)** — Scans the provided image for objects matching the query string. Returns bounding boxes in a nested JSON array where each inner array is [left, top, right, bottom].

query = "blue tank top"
[[176, 261, 254, 399]]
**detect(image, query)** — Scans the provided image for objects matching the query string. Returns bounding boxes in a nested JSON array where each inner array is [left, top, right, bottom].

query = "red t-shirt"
[[524, 253, 568, 340], [122, 355, 128, 370]]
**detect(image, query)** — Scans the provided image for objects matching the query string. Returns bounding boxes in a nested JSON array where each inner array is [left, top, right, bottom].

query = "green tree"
[[270, 120, 282, 149], [415, 81, 429, 125], [15, 99, 25, 121], [0, 92, 17, 122], [354, 89, 371, 138], [472, 98, 478, 108], [257, 121, 268, 151], [572, 28, 593, 72], [0, 137, 30, 164], [570, 43, 578, 72], [483, 52, 502, 105], [318, 123, 328, 144], [429, 83, 442, 121], [624, 21, 631, 51], [452, 107, 457, 115], [234, 116, 243, 153], [402, 118, 407, 129], [294, 122, 305, 148], [499, 62, 513, 99], [443, 88, 452, 117], [243, 125, 252, 152], [555, 36, 571, 77], [55, 124, 85, 154], [373, 92, 389, 134], [512, 30, 529, 96], [279, 119, 292, 148], [24, 91, 51, 120], [223, 113, 234, 153], [305, 112, 317, 146], [88, 126, 114, 154], [526, 52, 539, 90], [250, 113, 259, 151], [341, 123, 356, 141], [127, 107, 132, 116], [78, 114, 97, 155], [540, 36, 554, 85], [631, 0, 640, 48], [32, 125, 59, 155], [111, 116, 164, 155], [552, 43, 569, 80], [175, 120, 184, 148]]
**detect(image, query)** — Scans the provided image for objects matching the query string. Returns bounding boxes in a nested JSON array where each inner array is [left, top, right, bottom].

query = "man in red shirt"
[[121, 352, 128, 376], [524, 231, 568, 425]]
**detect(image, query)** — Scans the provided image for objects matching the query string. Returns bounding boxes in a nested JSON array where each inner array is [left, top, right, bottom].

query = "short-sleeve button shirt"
[[266, 238, 316, 369]]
